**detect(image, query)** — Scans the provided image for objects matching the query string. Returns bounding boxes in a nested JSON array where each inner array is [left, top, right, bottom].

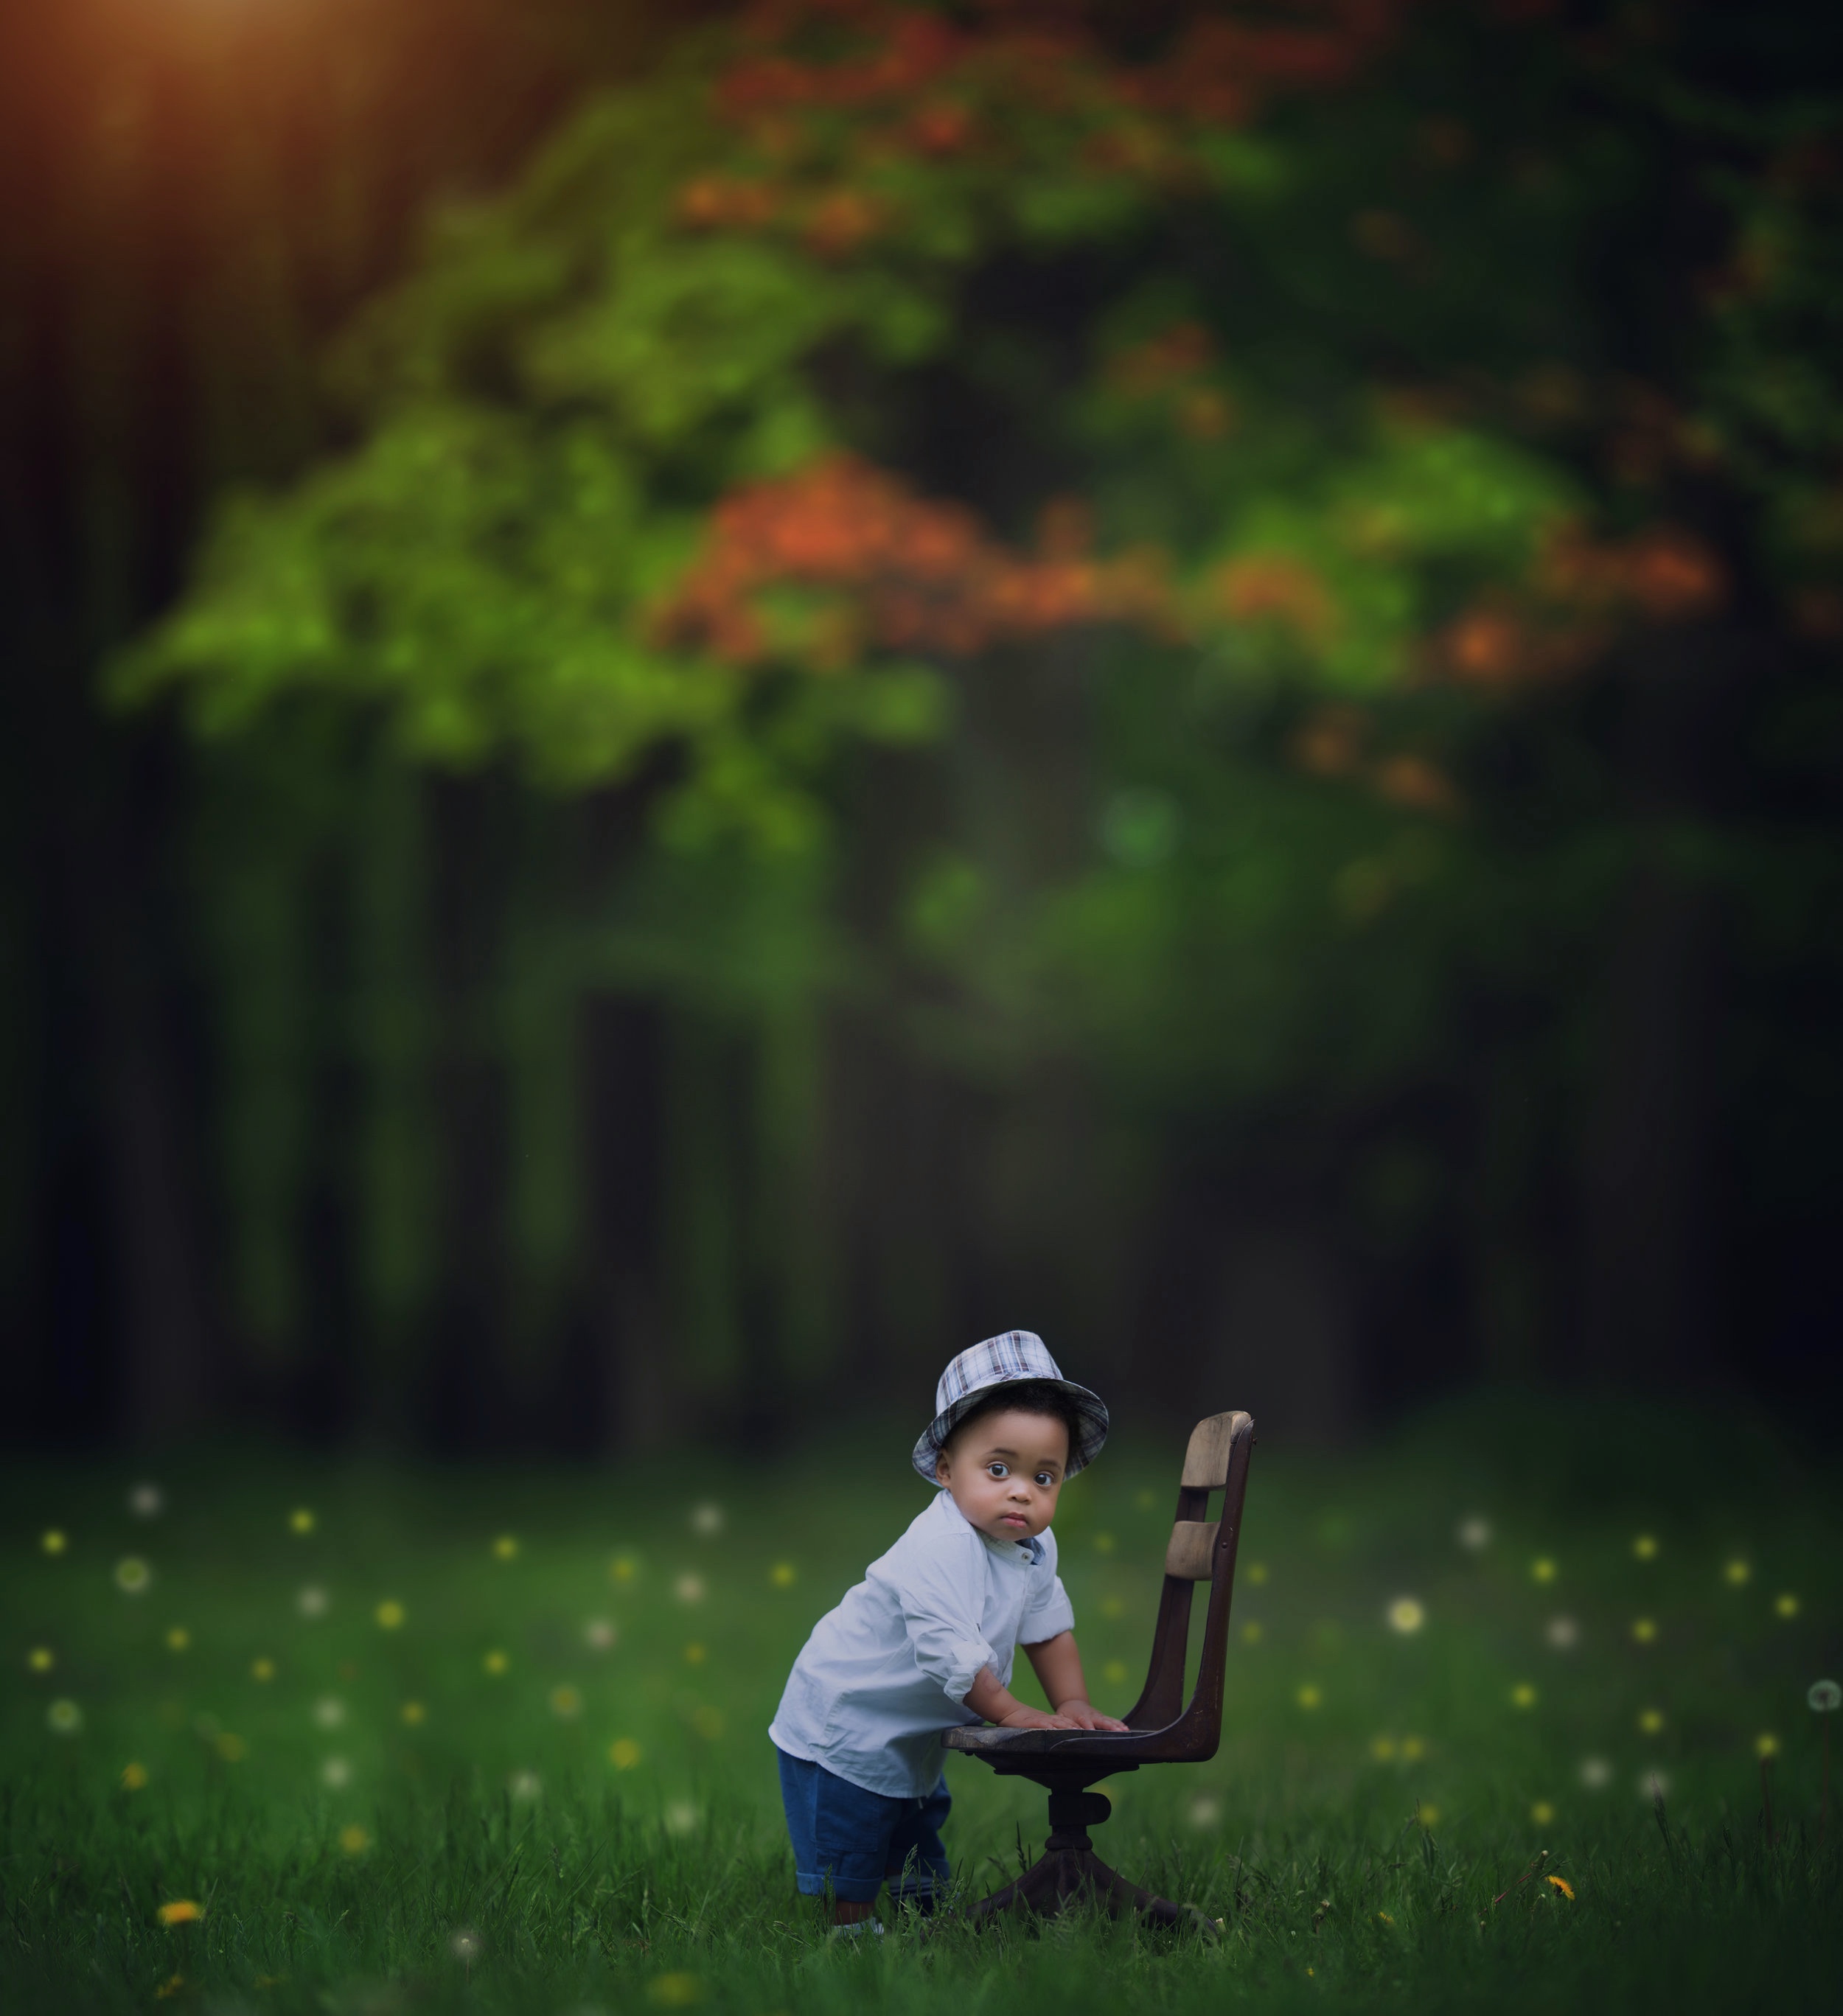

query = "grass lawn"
[[4, 1398, 1839, 2013]]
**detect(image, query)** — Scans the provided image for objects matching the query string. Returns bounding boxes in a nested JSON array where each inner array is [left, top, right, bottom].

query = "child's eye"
[[987, 1462, 1008, 1478], [1035, 1473, 1055, 1487]]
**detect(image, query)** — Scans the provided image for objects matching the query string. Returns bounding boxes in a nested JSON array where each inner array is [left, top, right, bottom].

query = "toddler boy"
[[769, 1331, 1127, 1933]]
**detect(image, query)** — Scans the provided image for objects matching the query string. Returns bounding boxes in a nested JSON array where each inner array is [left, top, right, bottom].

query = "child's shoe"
[[827, 1917, 885, 1940]]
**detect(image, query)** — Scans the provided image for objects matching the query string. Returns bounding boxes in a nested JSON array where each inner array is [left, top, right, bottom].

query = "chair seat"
[[944, 1723, 1145, 1758]]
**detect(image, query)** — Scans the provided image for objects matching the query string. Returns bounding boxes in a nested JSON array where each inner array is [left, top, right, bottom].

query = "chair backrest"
[[1120, 1411, 1255, 1755]]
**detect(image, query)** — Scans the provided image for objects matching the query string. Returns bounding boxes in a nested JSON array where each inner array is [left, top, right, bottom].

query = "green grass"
[[4, 1399, 1840, 2013]]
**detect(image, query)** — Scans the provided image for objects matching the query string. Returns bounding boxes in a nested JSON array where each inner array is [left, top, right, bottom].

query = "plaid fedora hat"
[[912, 1331, 1109, 1485]]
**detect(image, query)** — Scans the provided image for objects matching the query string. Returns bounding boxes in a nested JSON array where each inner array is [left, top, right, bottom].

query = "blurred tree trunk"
[[1578, 628, 1741, 1384]]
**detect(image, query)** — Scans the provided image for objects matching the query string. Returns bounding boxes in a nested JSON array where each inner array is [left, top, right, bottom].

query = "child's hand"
[[995, 1706, 1084, 1731], [1053, 1700, 1130, 1732]]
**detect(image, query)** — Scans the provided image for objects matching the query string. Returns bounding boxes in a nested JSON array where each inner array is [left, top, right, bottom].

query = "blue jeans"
[[774, 1745, 952, 1908]]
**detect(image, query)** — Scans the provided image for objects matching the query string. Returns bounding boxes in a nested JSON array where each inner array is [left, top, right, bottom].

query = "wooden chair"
[[943, 1409, 1255, 1927]]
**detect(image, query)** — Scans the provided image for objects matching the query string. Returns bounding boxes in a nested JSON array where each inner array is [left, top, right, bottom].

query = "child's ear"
[[934, 1451, 951, 1485]]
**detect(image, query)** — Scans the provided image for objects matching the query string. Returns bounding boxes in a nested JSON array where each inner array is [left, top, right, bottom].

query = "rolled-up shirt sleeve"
[[892, 1537, 996, 1705]]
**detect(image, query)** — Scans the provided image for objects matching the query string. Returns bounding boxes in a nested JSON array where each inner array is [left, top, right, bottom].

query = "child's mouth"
[[1001, 1515, 1028, 1527]]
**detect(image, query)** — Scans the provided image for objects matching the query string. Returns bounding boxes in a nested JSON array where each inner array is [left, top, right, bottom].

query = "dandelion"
[[1755, 1732, 1780, 1759], [1457, 1516, 1491, 1552], [313, 1697, 345, 1729], [1100, 1595, 1125, 1619], [1530, 1558, 1556, 1584], [1531, 1801, 1555, 1826], [1246, 1561, 1269, 1585], [1370, 1736, 1396, 1762], [608, 1739, 641, 1769], [1638, 1708, 1665, 1734], [1095, 1532, 1116, 1555], [27, 1646, 53, 1673], [1418, 1803, 1440, 1826], [251, 1657, 276, 1682], [691, 1706, 725, 1740], [1641, 1770, 1670, 1802], [289, 1507, 316, 1535], [1633, 1534, 1658, 1560], [41, 1529, 67, 1555], [1376, 1911, 1395, 1925], [489, 1533, 520, 1562], [1188, 1793, 1222, 1827], [1579, 1757, 1612, 1789], [165, 1626, 190, 1653], [683, 1643, 706, 1666], [338, 1824, 370, 1856], [769, 1562, 797, 1589], [296, 1584, 329, 1619], [374, 1599, 405, 1630], [663, 1800, 700, 1837], [1544, 1616, 1579, 1650], [121, 1762, 148, 1790], [1241, 1621, 1264, 1645], [550, 1684, 583, 1719], [156, 1975, 184, 2000], [46, 1699, 83, 1734], [674, 1573, 706, 1605], [321, 1757, 351, 1789], [1511, 1683, 1537, 1709], [1546, 1875, 1575, 1900], [449, 1929, 482, 1965], [508, 1771, 543, 1801], [401, 1701, 426, 1726], [1811, 1679, 1843, 1712], [1775, 1593, 1800, 1619], [610, 1554, 638, 1584], [1723, 1558, 1751, 1586], [1296, 1684, 1323, 1710], [1631, 1617, 1657, 1644], [1101, 1658, 1129, 1686], [689, 1503, 724, 1536], [584, 1618, 617, 1651], [646, 1975, 703, 2008], [128, 1482, 165, 1520], [1400, 1736, 1425, 1762], [484, 1649, 509, 1675], [156, 1901, 202, 1927], [215, 1733, 246, 1762], [1387, 1597, 1425, 1635], [114, 1556, 151, 1594]]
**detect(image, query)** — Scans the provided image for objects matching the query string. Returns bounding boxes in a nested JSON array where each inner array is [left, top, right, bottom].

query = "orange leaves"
[[1107, 321, 1236, 441], [1437, 521, 1728, 691], [1535, 523, 1727, 624], [714, 1, 1404, 164], [1210, 554, 1339, 648], [652, 454, 1180, 670], [675, 177, 780, 230]]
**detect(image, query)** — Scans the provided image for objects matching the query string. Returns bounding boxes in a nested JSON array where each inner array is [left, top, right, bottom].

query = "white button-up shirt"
[[769, 1487, 1078, 1798]]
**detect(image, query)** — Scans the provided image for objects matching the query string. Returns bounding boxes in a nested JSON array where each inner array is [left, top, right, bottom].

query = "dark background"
[[5, 0, 1841, 1460]]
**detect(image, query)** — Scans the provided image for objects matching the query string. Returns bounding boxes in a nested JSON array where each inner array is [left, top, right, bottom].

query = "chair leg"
[[963, 1791, 1200, 1930]]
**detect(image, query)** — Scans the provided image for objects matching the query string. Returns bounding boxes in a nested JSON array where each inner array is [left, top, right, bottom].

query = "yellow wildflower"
[[483, 1649, 508, 1676], [165, 1627, 190, 1653], [374, 1600, 405, 1630], [1638, 1708, 1665, 1734], [288, 1508, 315, 1535], [1296, 1684, 1322, 1710], [41, 1529, 68, 1555], [1755, 1732, 1780, 1759], [1723, 1559, 1751, 1586], [251, 1658, 276, 1683], [770, 1562, 797, 1588], [608, 1738, 641, 1770], [338, 1825, 371, 1856], [492, 1535, 518, 1561], [27, 1646, 53, 1673], [1511, 1683, 1537, 1709], [402, 1701, 426, 1726], [1774, 1593, 1799, 1619], [121, 1762, 148, 1790], [683, 1642, 706, 1665], [157, 1901, 202, 1927], [1633, 1535, 1657, 1560], [156, 1974, 185, 1999], [1531, 1800, 1555, 1826], [1546, 1875, 1575, 1900], [1631, 1618, 1656, 1644], [1530, 1558, 1556, 1583], [215, 1733, 246, 1762], [646, 1975, 703, 2008]]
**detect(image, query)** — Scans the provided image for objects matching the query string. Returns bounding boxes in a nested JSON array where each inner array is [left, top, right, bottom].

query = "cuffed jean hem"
[[776, 1746, 952, 1905]]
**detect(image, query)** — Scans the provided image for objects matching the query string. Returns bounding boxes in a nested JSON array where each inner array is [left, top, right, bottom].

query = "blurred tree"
[[17, 1, 1843, 1446]]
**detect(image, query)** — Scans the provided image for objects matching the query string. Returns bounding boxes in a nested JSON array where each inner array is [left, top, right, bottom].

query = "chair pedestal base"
[[962, 1791, 1201, 1931]]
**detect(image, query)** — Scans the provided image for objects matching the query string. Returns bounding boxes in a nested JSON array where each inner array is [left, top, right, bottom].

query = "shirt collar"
[[936, 1489, 1047, 1566]]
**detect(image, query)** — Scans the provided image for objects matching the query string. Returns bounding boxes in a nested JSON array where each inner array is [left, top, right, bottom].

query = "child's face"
[[933, 1406, 1070, 1544]]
